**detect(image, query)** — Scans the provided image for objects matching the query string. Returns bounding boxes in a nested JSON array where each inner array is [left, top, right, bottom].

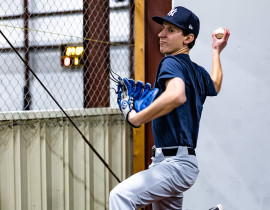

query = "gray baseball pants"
[[109, 146, 199, 210]]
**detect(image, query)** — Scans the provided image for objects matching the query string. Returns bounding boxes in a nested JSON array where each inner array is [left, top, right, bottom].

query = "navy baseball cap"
[[152, 6, 200, 38]]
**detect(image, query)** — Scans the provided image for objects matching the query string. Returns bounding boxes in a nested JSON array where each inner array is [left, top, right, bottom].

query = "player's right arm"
[[210, 28, 230, 93]]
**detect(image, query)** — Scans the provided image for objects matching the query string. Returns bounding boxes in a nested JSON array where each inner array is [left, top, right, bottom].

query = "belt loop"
[[151, 145, 156, 157], [188, 148, 196, 156]]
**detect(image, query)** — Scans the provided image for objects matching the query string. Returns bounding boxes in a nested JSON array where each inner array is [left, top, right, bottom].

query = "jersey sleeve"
[[158, 57, 186, 84], [204, 70, 217, 96]]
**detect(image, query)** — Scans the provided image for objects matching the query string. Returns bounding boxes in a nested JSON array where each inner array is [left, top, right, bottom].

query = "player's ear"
[[183, 34, 194, 45]]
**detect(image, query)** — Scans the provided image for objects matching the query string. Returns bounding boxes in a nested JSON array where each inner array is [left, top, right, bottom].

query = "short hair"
[[182, 29, 196, 49]]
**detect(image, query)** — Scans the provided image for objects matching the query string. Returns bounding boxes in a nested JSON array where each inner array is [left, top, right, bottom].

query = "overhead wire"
[[0, 24, 135, 47]]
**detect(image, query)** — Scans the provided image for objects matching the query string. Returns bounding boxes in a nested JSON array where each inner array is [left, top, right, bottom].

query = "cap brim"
[[152, 16, 167, 25], [152, 16, 185, 31]]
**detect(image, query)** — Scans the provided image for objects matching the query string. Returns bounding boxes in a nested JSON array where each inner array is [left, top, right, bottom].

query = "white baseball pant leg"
[[109, 147, 199, 210]]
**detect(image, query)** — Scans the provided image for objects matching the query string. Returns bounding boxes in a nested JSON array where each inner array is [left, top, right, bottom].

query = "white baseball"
[[215, 28, 225, 39], [217, 204, 224, 210]]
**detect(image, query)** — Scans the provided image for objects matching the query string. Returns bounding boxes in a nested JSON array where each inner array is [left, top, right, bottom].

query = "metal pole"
[[23, 0, 31, 110]]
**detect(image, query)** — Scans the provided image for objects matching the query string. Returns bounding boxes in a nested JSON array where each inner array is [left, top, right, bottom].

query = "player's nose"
[[158, 29, 166, 38]]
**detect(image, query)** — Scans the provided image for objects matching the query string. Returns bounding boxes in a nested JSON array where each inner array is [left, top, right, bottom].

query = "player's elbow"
[[211, 74, 222, 94], [173, 93, 186, 107], [213, 81, 221, 94]]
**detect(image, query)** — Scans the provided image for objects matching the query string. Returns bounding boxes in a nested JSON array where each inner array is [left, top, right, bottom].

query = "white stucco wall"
[[172, 0, 270, 209]]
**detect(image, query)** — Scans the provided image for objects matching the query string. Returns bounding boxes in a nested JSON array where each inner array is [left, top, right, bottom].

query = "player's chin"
[[160, 49, 173, 55], [159, 47, 168, 55]]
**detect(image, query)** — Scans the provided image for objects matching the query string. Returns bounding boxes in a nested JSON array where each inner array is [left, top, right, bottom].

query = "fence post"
[[83, 0, 110, 108], [23, 0, 31, 110]]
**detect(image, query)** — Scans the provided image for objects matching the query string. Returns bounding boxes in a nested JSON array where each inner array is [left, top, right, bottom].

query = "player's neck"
[[170, 46, 189, 56]]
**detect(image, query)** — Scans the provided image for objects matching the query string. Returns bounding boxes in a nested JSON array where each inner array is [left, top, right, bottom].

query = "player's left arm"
[[128, 77, 186, 127], [210, 28, 230, 93]]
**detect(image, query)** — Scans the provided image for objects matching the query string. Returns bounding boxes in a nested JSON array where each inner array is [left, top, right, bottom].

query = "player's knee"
[[109, 186, 119, 202], [109, 186, 126, 203], [109, 185, 136, 208]]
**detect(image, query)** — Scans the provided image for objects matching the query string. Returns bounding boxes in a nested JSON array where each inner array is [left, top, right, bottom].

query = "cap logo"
[[189, 24, 193, 30], [167, 8, 177, 17]]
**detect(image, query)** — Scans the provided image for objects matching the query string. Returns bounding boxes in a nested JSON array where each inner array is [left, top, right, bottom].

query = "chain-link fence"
[[0, 0, 134, 120], [0, 2, 134, 207]]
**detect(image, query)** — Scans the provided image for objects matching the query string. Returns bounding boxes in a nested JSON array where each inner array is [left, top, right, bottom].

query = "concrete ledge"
[[0, 108, 121, 121]]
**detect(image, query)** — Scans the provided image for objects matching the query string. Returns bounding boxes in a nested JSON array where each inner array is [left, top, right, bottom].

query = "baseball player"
[[110, 6, 230, 210]]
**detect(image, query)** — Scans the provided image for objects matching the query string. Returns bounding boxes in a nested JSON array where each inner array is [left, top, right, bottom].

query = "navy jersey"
[[152, 54, 217, 148]]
